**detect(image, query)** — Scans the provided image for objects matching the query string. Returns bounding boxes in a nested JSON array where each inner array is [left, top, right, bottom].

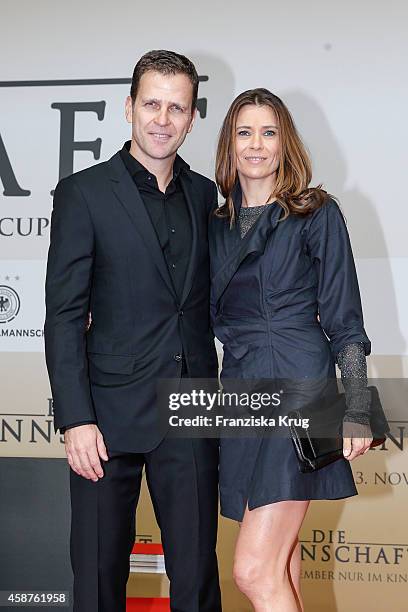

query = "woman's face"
[[235, 104, 280, 182]]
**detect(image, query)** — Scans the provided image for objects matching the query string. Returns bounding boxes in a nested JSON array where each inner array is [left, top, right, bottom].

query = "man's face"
[[125, 70, 196, 162]]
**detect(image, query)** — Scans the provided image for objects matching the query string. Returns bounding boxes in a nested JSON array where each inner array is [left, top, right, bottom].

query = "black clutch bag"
[[288, 386, 390, 473]]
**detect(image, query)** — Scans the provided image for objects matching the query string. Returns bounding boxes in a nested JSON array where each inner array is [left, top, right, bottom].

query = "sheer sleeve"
[[337, 342, 371, 429]]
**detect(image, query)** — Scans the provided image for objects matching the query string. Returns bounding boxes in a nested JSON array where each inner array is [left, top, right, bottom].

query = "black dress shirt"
[[120, 140, 192, 300], [60, 142, 192, 434]]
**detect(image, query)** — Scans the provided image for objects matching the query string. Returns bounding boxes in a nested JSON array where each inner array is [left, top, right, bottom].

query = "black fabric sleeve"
[[44, 176, 97, 434], [306, 199, 371, 361], [60, 420, 97, 435]]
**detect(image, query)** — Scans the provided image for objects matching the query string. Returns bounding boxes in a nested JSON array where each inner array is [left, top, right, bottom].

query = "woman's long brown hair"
[[215, 88, 330, 224]]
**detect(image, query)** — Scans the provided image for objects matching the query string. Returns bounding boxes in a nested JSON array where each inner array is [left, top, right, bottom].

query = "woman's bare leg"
[[287, 539, 304, 611], [233, 500, 310, 612]]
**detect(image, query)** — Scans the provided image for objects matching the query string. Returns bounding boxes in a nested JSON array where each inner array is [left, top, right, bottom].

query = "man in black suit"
[[44, 50, 221, 612]]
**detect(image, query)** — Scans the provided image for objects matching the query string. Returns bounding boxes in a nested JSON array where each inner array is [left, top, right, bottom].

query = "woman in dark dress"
[[209, 89, 373, 611]]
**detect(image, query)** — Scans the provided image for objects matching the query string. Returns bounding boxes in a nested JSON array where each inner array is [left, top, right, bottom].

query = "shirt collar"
[[120, 140, 190, 182]]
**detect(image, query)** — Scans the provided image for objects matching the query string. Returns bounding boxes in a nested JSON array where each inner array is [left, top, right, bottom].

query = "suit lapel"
[[107, 152, 176, 299], [178, 171, 200, 306], [211, 196, 284, 307]]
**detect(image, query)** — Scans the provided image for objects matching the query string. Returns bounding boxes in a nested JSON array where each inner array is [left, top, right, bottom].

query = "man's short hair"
[[130, 49, 199, 111]]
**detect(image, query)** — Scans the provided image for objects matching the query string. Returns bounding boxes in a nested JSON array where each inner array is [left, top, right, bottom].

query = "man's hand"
[[342, 421, 373, 461], [64, 424, 108, 481]]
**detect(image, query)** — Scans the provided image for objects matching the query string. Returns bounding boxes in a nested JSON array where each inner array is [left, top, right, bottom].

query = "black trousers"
[[69, 436, 221, 612]]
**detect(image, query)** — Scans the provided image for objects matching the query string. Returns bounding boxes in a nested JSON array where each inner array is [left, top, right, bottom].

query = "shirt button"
[[171, 228, 176, 233], [147, 175, 152, 181], [171, 263, 176, 269], [174, 353, 182, 362], [179, 309, 184, 316]]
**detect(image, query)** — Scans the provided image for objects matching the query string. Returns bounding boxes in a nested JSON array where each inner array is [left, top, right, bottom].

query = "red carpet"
[[127, 544, 169, 609], [126, 599, 170, 611]]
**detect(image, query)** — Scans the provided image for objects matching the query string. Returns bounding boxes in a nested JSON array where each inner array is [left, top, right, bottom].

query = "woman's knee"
[[233, 557, 285, 598]]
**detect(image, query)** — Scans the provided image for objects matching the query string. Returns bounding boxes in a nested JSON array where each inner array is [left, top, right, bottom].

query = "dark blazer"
[[44, 151, 218, 453], [209, 187, 371, 382]]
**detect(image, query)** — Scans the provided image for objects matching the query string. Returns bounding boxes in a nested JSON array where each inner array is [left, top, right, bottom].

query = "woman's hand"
[[342, 421, 373, 461]]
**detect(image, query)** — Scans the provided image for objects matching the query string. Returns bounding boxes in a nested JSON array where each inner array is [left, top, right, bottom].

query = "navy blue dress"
[[209, 186, 371, 521]]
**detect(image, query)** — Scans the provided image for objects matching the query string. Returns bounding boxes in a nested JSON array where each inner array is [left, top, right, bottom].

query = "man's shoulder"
[[186, 168, 216, 193], [57, 156, 116, 189]]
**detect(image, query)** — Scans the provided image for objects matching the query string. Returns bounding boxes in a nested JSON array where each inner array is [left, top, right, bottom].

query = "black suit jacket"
[[44, 151, 218, 452]]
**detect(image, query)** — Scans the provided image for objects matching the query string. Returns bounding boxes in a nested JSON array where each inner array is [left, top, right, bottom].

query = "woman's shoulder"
[[309, 194, 341, 216], [305, 195, 346, 234]]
